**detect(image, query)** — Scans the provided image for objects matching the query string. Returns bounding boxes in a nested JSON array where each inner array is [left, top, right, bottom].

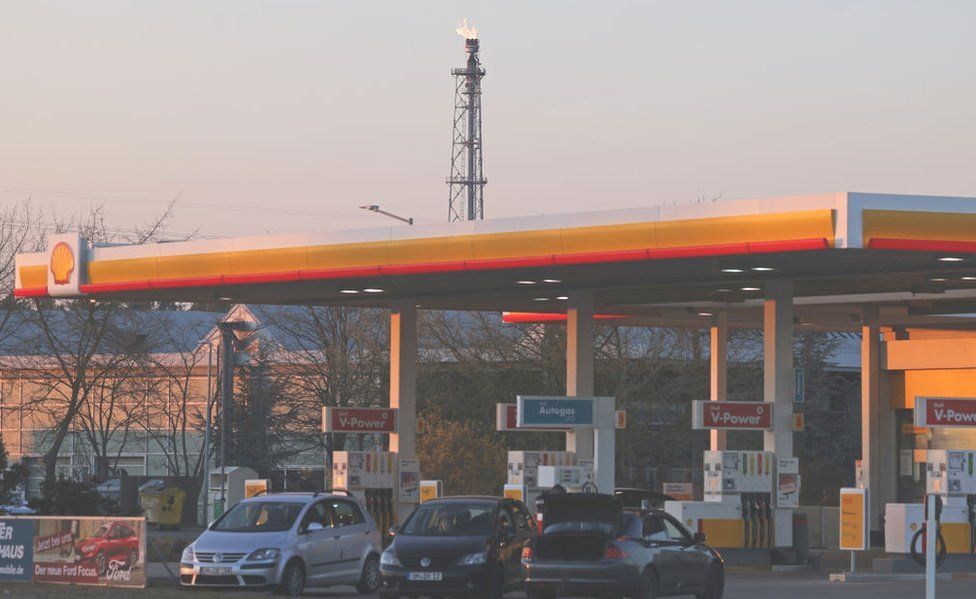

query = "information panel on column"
[[692, 400, 773, 430]]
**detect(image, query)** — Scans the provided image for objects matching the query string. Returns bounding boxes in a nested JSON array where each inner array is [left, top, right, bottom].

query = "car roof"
[[422, 495, 502, 505], [238, 492, 353, 504]]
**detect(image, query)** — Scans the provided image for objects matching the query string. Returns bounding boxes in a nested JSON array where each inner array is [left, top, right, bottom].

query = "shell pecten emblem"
[[50, 241, 75, 285]]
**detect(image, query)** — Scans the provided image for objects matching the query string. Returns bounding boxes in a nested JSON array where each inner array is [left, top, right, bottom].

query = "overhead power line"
[[0, 185, 378, 221]]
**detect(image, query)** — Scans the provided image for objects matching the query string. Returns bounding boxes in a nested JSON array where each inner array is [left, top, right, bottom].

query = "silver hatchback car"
[[180, 492, 382, 596]]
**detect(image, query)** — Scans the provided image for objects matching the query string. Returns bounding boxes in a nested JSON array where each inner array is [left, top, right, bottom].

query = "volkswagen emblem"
[[420, 557, 431, 568], [213, 553, 223, 563]]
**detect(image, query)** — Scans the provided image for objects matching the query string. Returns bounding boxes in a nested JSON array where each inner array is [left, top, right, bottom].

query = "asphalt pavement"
[[11, 568, 976, 598], [204, 570, 976, 598]]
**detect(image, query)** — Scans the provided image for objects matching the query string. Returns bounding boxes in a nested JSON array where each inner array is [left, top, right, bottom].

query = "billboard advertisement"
[[692, 400, 773, 430], [0, 517, 146, 588]]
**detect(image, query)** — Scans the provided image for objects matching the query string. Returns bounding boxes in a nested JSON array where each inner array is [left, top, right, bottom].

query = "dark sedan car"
[[379, 496, 536, 598], [521, 493, 724, 599]]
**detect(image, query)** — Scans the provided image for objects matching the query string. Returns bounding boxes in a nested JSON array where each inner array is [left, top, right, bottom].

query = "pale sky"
[[1, 1, 974, 239]]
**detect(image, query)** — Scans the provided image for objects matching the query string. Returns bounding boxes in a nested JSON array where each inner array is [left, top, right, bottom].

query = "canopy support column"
[[710, 311, 729, 451], [565, 291, 612, 491], [764, 280, 794, 548], [390, 300, 418, 524], [861, 306, 895, 541]]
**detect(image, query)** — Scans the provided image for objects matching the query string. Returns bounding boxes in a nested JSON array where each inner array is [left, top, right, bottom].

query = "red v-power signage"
[[322, 407, 397, 433], [692, 400, 773, 431], [915, 397, 976, 428]]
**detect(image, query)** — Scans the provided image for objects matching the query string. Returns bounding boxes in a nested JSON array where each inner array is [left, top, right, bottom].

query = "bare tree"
[[256, 306, 389, 458], [10, 204, 181, 483], [0, 199, 41, 350]]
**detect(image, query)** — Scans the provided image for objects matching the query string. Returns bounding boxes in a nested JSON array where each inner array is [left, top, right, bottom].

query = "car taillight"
[[604, 543, 629, 560], [521, 546, 534, 563]]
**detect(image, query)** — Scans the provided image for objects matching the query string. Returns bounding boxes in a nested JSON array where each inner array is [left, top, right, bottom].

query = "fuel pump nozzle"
[[741, 494, 751, 548], [750, 495, 760, 548], [756, 496, 766, 548]]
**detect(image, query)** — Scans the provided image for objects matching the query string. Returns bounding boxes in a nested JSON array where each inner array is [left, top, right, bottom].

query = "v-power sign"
[[692, 400, 773, 430]]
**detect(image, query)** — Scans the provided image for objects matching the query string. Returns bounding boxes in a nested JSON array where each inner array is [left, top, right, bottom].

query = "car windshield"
[[543, 521, 616, 535], [212, 502, 304, 533], [90, 525, 109, 538], [401, 503, 493, 537]]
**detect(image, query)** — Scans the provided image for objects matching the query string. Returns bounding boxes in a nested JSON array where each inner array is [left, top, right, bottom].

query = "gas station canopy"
[[16, 192, 976, 331]]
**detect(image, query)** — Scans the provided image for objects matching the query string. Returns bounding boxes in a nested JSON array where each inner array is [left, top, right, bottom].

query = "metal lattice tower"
[[447, 36, 486, 221]]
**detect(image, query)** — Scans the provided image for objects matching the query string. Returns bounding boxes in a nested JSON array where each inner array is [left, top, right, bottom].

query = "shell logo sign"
[[50, 242, 75, 285], [45, 234, 86, 297]]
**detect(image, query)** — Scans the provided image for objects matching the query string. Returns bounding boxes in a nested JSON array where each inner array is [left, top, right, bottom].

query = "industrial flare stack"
[[447, 19, 486, 222]]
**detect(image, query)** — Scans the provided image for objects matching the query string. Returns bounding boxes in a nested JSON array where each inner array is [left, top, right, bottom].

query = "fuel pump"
[[332, 450, 397, 538], [505, 450, 577, 516], [925, 450, 976, 556], [685, 451, 777, 548]]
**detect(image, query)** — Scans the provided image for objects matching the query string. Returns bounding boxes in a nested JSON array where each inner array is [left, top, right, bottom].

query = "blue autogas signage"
[[517, 396, 595, 429]]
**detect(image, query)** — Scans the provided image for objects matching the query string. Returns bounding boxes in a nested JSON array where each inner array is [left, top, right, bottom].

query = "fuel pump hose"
[[910, 523, 947, 568]]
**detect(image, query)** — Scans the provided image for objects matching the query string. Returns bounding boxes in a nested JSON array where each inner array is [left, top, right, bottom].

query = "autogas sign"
[[496, 403, 567, 432], [915, 397, 976, 428], [517, 396, 595, 429], [692, 400, 773, 430], [322, 407, 397, 433]]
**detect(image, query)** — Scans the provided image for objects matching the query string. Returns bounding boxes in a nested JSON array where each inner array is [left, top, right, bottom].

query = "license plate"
[[407, 571, 443, 581], [201, 566, 234, 576]]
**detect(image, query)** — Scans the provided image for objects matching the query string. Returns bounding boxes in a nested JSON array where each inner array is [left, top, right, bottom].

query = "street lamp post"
[[359, 204, 414, 225], [200, 340, 214, 525]]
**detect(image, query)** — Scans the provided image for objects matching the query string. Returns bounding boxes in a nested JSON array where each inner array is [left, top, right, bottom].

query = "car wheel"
[[636, 568, 658, 599], [95, 552, 107, 577], [127, 550, 138, 568], [696, 565, 724, 599], [356, 554, 380, 594], [277, 559, 305, 596]]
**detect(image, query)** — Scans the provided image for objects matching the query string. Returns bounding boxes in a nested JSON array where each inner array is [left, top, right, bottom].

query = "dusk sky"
[[1, 1, 974, 239]]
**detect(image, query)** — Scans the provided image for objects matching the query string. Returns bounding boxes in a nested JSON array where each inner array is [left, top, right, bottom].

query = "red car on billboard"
[[75, 521, 139, 576]]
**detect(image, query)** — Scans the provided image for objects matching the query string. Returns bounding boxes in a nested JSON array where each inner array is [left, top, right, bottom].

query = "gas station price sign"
[[517, 396, 595, 429], [914, 397, 976, 428], [692, 400, 773, 430], [323, 407, 397, 433]]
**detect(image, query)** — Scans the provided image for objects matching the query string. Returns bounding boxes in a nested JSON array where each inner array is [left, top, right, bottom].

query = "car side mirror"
[[388, 525, 398, 538], [305, 522, 324, 534], [692, 532, 706, 544]]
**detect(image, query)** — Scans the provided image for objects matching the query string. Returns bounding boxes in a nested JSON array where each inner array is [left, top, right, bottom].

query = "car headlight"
[[380, 549, 401, 566], [246, 548, 281, 561], [181, 546, 194, 562], [457, 551, 488, 566]]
